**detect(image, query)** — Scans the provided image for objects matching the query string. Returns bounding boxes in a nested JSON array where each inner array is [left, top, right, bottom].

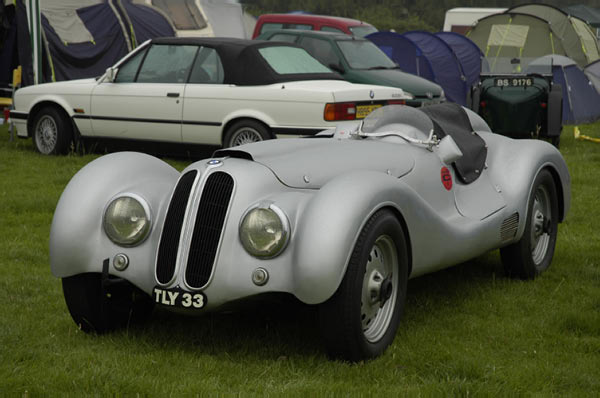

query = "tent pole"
[[26, 0, 41, 84]]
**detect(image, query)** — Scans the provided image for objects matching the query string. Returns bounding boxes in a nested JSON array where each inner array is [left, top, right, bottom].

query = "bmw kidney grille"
[[155, 170, 234, 288]]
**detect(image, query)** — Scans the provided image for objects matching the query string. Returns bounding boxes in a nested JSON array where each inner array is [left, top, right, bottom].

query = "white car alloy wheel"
[[361, 235, 399, 343], [231, 127, 264, 146], [35, 115, 59, 155]]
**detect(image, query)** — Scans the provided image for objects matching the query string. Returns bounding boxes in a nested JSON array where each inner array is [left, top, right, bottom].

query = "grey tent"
[[585, 59, 600, 95], [529, 54, 600, 124], [563, 4, 600, 30]]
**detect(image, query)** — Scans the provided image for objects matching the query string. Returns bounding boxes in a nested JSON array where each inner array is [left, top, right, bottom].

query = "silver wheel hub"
[[530, 185, 551, 265], [231, 127, 263, 146], [361, 235, 398, 343], [35, 115, 58, 154]]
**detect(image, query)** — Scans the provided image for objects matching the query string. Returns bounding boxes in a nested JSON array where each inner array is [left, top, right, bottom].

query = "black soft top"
[[420, 103, 488, 184], [151, 37, 344, 86]]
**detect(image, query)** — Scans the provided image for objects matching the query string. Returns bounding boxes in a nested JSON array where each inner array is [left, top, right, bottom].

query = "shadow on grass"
[[102, 252, 508, 360]]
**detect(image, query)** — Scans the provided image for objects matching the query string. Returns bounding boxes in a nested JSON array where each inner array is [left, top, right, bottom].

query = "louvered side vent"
[[156, 170, 197, 284], [185, 171, 234, 288], [501, 212, 520, 242]]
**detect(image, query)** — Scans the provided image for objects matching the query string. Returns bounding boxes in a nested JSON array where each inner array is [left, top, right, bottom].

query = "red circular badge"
[[441, 167, 452, 191]]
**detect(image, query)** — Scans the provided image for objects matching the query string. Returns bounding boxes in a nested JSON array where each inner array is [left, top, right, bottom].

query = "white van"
[[443, 8, 506, 34]]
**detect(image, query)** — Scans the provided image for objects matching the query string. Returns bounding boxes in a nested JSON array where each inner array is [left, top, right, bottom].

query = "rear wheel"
[[318, 209, 408, 362], [501, 170, 559, 279], [223, 120, 271, 148], [62, 273, 154, 333], [32, 106, 73, 155]]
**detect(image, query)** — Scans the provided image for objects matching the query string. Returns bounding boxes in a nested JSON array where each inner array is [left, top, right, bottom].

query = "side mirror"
[[328, 63, 345, 74], [104, 67, 116, 83], [438, 135, 463, 164]]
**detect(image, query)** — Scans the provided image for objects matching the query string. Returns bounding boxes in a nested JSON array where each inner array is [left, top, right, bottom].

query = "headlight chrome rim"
[[103, 193, 152, 247], [239, 203, 290, 259]]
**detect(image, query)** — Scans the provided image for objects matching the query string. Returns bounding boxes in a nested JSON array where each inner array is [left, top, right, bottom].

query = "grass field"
[[1, 122, 599, 395]]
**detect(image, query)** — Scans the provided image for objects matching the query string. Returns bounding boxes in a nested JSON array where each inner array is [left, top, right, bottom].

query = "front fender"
[[292, 171, 412, 304], [50, 152, 179, 292]]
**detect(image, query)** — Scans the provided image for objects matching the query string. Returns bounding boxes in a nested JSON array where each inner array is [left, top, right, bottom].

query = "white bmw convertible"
[[10, 37, 411, 154]]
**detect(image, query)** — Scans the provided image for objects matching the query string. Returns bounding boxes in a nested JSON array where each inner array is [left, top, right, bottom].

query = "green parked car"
[[469, 57, 563, 147], [257, 30, 444, 107]]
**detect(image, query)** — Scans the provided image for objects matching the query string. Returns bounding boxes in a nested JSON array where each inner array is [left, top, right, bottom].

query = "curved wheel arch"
[[27, 100, 74, 138], [221, 116, 274, 146]]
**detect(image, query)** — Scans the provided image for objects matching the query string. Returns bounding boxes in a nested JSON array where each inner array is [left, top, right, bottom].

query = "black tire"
[[223, 120, 271, 148], [551, 136, 560, 149], [32, 106, 73, 155], [501, 169, 559, 279], [62, 273, 154, 333], [318, 209, 409, 362]]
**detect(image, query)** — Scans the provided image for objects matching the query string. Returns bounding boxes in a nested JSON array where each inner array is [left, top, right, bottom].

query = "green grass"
[[1, 123, 599, 395]]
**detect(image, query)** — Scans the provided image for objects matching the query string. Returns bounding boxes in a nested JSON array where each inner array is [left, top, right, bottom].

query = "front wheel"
[[62, 273, 154, 333], [32, 106, 73, 155], [223, 120, 271, 148], [318, 209, 408, 362], [501, 169, 559, 279]]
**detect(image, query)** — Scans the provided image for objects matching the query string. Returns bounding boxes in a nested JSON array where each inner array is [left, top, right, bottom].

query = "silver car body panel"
[[50, 108, 570, 308]]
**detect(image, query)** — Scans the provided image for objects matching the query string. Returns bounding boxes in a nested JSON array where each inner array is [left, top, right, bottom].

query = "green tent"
[[509, 4, 600, 67], [467, 8, 600, 68]]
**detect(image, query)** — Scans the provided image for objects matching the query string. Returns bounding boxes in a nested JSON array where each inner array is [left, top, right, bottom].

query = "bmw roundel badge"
[[207, 159, 222, 166], [369, 90, 375, 99]]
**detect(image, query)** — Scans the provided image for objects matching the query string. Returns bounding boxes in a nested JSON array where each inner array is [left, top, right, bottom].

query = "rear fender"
[[482, 133, 571, 237]]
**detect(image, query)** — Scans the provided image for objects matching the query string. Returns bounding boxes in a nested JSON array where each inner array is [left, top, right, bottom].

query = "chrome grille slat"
[[156, 170, 198, 284], [185, 171, 234, 288]]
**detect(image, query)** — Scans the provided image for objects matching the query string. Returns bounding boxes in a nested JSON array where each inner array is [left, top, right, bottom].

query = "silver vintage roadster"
[[50, 103, 570, 361]]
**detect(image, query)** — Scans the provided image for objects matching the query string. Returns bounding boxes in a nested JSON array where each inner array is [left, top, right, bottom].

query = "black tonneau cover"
[[421, 102, 487, 184]]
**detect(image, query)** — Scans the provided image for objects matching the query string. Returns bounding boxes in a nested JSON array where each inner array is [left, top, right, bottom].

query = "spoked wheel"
[[501, 169, 559, 279], [62, 273, 154, 333], [319, 209, 408, 362], [32, 107, 73, 155], [223, 120, 271, 147]]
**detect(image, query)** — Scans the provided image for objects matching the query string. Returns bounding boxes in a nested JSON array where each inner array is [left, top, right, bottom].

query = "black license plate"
[[153, 287, 206, 309], [494, 77, 533, 87]]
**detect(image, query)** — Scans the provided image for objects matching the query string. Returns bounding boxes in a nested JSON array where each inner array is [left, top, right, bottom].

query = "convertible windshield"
[[259, 46, 332, 74], [482, 57, 552, 75], [337, 40, 396, 70]]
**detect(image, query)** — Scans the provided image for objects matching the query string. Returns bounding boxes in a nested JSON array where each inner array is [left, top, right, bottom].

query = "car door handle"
[[167, 92, 180, 98]]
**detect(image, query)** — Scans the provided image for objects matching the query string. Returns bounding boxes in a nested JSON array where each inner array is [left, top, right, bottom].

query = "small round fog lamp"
[[113, 253, 129, 271], [252, 268, 269, 286]]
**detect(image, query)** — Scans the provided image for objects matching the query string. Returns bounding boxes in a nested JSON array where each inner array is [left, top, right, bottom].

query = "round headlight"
[[103, 194, 151, 247], [239, 205, 289, 258]]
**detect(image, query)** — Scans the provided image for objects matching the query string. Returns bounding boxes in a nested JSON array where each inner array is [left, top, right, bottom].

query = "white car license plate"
[[153, 287, 206, 309], [356, 104, 382, 119]]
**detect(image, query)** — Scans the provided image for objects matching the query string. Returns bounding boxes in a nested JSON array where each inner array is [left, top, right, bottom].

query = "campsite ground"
[[0, 122, 599, 394]]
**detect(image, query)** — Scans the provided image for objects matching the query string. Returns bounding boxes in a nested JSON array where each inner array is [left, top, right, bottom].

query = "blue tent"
[[435, 32, 482, 88], [403, 31, 467, 105], [366, 31, 435, 82], [367, 31, 469, 105], [530, 55, 600, 124]]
